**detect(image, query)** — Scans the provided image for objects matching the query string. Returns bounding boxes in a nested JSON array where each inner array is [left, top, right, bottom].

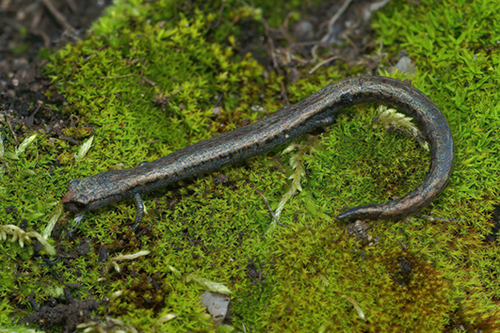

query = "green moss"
[[258, 224, 454, 331], [1, 0, 500, 331]]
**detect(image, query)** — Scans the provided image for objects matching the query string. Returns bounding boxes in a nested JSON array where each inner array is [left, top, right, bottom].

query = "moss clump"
[[257, 223, 454, 331], [1, 0, 500, 331]]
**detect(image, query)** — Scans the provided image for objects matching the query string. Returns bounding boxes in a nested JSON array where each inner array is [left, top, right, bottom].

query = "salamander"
[[63, 76, 454, 228]]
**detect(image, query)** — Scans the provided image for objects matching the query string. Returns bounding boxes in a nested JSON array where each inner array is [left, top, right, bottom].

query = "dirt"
[[0, 0, 112, 139]]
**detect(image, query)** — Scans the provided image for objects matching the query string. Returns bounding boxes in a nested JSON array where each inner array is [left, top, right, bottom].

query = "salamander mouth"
[[64, 201, 86, 212], [62, 189, 87, 212]]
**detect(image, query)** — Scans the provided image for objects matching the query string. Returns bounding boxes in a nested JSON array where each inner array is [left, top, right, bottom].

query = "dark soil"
[[0, 0, 112, 139]]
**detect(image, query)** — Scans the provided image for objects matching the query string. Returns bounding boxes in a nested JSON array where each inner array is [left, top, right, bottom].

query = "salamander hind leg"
[[130, 193, 145, 230]]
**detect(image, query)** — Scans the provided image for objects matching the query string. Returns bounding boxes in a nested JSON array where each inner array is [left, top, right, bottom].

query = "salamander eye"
[[68, 179, 82, 189], [63, 188, 88, 212]]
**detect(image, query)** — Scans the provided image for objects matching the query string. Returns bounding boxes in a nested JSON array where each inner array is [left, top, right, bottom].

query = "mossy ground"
[[1, 0, 500, 332]]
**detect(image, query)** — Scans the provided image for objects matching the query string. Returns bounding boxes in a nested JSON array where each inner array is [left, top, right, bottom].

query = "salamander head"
[[63, 181, 88, 212], [63, 173, 127, 212]]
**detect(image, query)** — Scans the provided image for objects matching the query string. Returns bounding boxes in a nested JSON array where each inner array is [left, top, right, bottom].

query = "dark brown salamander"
[[63, 76, 454, 228]]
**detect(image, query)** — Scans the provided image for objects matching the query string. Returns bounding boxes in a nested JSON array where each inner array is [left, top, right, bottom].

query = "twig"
[[31, 29, 51, 48], [282, 11, 296, 32], [289, 53, 309, 65], [65, 0, 77, 13], [139, 60, 155, 86], [326, 0, 353, 38], [139, 60, 148, 77], [214, 0, 227, 28], [254, 188, 287, 227], [291, 40, 323, 47], [278, 11, 296, 46], [261, 19, 279, 69], [31, 3, 43, 29], [308, 56, 340, 74], [25, 102, 42, 127], [5, 115, 19, 145], [311, 0, 353, 63], [41, 0, 76, 32], [280, 80, 289, 106]]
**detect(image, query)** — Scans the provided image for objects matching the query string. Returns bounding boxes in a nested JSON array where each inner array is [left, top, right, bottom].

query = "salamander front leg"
[[131, 193, 144, 230], [129, 161, 149, 230]]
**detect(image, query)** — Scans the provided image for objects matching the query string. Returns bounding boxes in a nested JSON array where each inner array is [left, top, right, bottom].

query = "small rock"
[[293, 20, 314, 42], [392, 56, 416, 74], [200, 291, 231, 325], [212, 106, 222, 116]]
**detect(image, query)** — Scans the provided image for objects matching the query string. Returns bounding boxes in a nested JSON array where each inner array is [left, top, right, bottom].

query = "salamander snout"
[[62, 189, 87, 212]]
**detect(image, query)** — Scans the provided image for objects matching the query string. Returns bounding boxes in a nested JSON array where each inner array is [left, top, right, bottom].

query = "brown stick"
[[5, 115, 19, 145], [254, 188, 288, 227], [41, 0, 76, 32]]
